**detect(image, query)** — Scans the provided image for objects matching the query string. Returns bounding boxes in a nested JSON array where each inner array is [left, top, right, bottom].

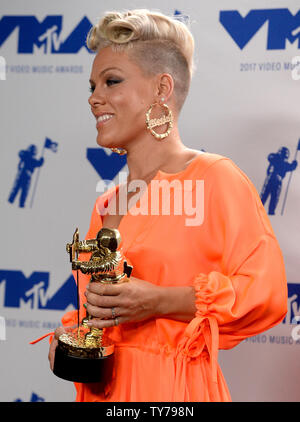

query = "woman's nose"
[[88, 88, 106, 107]]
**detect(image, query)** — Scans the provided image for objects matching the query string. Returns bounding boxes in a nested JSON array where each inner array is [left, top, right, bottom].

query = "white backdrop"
[[0, 0, 299, 402]]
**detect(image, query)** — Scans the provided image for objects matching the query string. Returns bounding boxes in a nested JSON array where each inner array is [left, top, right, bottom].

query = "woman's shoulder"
[[186, 150, 231, 177], [194, 152, 263, 210], [195, 150, 227, 165], [189, 151, 257, 193]]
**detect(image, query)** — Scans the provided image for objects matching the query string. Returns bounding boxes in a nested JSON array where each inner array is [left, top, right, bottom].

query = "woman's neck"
[[125, 129, 189, 182]]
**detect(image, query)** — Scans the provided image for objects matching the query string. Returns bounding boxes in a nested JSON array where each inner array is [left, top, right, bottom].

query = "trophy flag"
[[30, 138, 59, 208], [281, 138, 300, 215]]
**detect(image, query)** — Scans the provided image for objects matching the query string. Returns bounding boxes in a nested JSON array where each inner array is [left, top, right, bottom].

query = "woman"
[[48, 9, 287, 402]]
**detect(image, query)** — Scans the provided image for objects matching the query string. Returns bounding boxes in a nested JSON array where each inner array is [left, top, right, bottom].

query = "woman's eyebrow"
[[89, 67, 123, 84]]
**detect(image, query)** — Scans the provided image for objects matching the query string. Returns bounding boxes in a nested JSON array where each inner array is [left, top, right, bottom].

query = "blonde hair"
[[87, 9, 195, 112]]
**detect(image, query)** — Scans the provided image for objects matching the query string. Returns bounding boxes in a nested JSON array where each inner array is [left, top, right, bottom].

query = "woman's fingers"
[[54, 326, 66, 339], [83, 277, 158, 325], [86, 282, 122, 296], [86, 303, 123, 320], [48, 337, 58, 371], [85, 290, 121, 308], [48, 326, 66, 371], [87, 316, 126, 329]]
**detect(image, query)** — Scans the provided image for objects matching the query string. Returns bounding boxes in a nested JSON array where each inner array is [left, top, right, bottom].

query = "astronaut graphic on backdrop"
[[8, 144, 44, 208], [260, 146, 298, 215]]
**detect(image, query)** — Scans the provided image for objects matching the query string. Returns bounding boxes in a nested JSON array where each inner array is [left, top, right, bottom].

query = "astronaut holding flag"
[[8, 144, 44, 208], [29, 137, 59, 208], [260, 139, 299, 215], [280, 139, 300, 215]]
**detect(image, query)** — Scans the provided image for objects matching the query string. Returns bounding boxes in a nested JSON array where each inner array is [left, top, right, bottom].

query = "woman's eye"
[[106, 79, 122, 87], [88, 79, 122, 93]]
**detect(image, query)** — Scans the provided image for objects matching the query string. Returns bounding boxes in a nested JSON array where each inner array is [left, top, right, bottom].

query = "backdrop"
[[0, 0, 299, 402]]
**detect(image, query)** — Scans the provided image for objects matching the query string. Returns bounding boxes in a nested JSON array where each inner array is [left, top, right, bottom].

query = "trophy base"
[[53, 344, 114, 384], [53, 328, 115, 385]]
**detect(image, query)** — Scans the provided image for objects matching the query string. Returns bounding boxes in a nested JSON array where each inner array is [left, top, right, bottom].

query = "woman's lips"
[[96, 114, 114, 128]]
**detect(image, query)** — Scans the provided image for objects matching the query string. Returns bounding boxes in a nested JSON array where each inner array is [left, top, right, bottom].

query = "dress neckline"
[[98, 151, 205, 237]]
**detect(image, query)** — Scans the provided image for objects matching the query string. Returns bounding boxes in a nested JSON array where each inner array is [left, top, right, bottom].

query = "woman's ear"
[[156, 73, 174, 102]]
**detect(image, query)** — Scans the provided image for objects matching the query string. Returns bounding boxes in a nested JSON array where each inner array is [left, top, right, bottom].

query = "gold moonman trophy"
[[53, 227, 133, 384]]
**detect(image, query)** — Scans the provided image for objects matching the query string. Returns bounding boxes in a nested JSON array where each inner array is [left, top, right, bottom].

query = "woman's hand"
[[48, 326, 66, 371], [84, 276, 162, 329], [84, 277, 197, 329]]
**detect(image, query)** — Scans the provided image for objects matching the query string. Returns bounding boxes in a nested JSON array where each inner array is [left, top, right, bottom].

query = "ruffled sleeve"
[[176, 158, 287, 392]]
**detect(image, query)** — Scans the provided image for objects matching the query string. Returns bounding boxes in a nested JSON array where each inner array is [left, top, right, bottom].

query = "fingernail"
[[83, 303, 87, 309]]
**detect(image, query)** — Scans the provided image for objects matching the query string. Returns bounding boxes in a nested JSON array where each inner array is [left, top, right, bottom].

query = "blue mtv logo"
[[0, 270, 77, 310], [0, 15, 93, 54], [220, 8, 300, 49], [0, 11, 188, 55], [283, 283, 300, 325], [86, 148, 127, 182]]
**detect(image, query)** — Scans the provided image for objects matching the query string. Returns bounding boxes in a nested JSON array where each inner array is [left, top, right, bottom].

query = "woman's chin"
[[96, 135, 111, 149], [96, 133, 128, 152], [96, 138, 125, 153]]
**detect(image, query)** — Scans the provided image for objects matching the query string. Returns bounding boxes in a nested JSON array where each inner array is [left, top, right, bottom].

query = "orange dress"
[[61, 152, 287, 402]]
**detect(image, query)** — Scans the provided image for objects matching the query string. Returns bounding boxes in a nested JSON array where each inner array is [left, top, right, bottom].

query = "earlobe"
[[155, 73, 174, 103]]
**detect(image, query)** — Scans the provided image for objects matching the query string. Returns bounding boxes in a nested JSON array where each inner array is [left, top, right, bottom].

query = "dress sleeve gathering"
[[177, 158, 287, 382]]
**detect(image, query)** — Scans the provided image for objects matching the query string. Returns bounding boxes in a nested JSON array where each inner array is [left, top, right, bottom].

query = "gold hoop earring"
[[146, 100, 173, 140], [110, 148, 127, 155]]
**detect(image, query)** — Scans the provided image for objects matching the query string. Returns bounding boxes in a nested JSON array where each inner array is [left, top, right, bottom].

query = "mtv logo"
[[86, 148, 127, 181], [0, 270, 77, 310], [283, 283, 300, 325], [0, 15, 93, 54], [220, 9, 300, 50]]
